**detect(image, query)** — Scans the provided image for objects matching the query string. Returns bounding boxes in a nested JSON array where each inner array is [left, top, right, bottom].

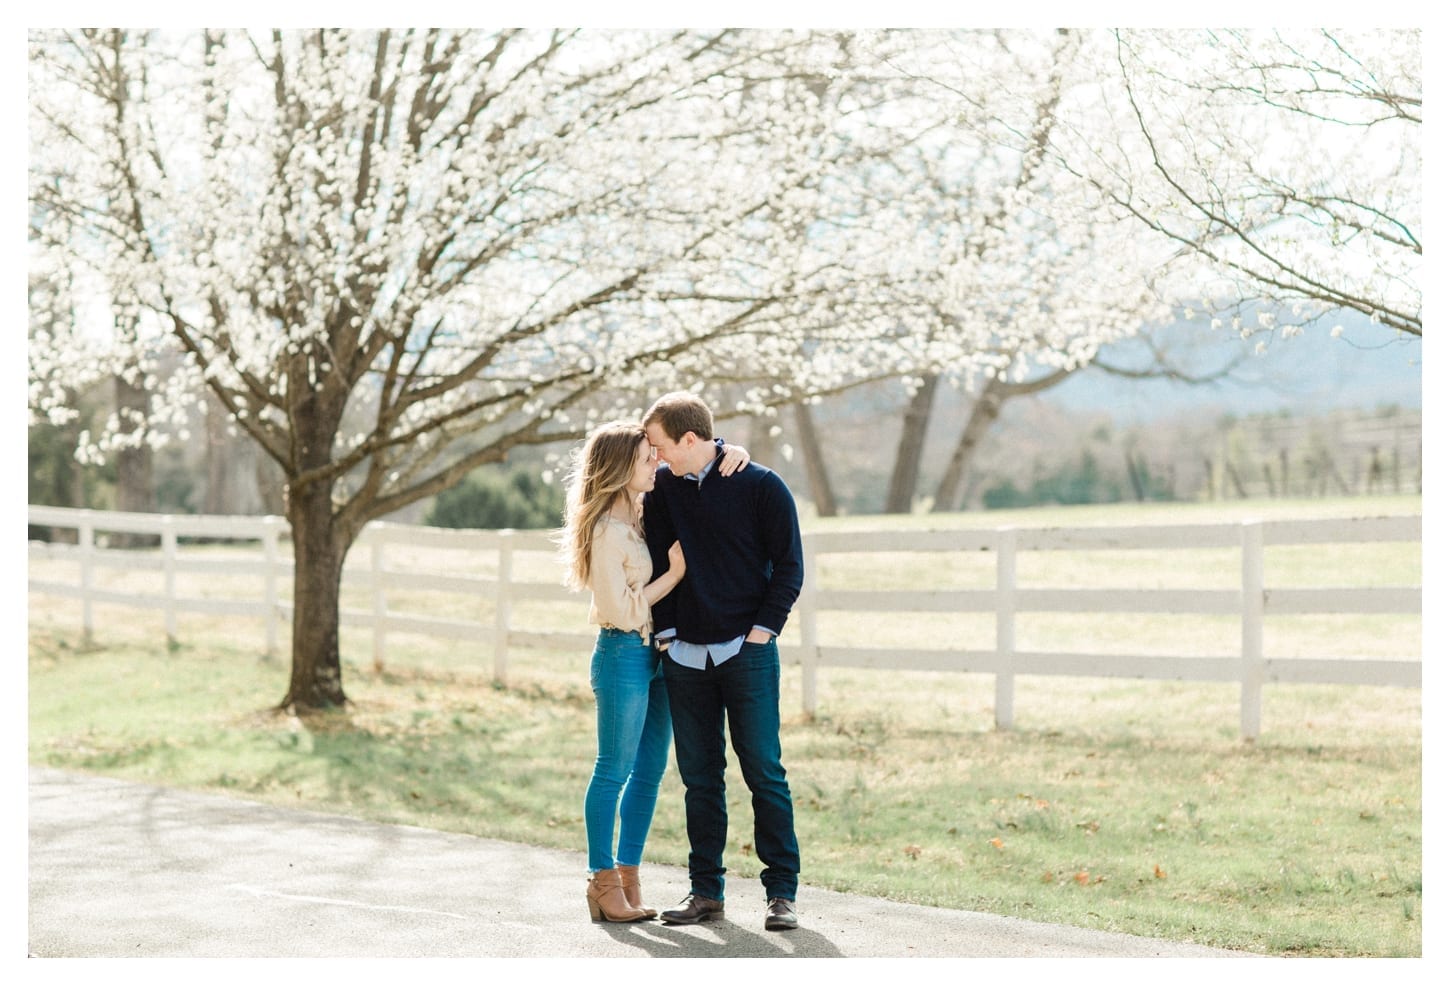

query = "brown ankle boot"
[[616, 864, 657, 919], [586, 868, 649, 923]]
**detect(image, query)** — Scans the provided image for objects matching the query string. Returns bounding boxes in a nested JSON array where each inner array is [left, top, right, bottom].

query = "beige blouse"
[[587, 516, 654, 640]]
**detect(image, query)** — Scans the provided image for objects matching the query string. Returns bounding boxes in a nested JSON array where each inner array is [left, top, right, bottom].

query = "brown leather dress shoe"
[[659, 894, 725, 925], [765, 897, 798, 930]]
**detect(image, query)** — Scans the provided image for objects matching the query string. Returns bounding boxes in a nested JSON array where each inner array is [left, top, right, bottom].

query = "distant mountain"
[[1044, 311, 1422, 424]]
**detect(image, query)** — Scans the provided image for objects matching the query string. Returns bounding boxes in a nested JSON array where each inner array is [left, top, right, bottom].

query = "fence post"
[[78, 511, 95, 642], [995, 527, 1017, 730], [371, 529, 386, 673], [161, 515, 178, 646], [799, 534, 819, 716], [262, 516, 282, 659], [494, 530, 514, 684], [1240, 521, 1266, 741]]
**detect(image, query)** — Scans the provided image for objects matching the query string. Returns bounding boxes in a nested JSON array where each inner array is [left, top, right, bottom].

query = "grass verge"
[[28, 611, 1421, 957]]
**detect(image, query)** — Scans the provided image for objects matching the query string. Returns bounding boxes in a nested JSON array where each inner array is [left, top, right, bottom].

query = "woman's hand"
[[645, 541, 688, 606], [719, 442, 751, 476]]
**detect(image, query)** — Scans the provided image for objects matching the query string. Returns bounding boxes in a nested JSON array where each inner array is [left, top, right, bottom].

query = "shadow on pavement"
[[595, 920, 845, 958]]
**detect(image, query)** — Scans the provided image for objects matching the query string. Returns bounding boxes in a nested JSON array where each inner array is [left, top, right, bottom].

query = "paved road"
[[28, 766, 1249, 959]]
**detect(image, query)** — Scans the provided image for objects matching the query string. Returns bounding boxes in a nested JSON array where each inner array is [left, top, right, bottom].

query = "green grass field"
[[27, 495, 1423, 956]]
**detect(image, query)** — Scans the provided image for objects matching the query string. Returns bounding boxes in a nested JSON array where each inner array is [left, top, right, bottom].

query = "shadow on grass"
[[255, 692, 589, 839]]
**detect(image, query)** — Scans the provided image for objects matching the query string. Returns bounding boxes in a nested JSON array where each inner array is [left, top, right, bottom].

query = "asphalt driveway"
[[28, 766, 1250, 959]]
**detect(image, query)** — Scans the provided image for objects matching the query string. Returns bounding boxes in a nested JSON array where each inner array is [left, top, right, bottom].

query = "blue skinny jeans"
[[584, 628, 672, 873]]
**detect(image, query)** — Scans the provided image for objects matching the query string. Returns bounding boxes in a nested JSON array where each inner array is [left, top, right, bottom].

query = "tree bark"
[[281, 477, 350, 710], [792, 402, 838, 518], [278, 361, 352, 710], [884, 374, 938, 514]]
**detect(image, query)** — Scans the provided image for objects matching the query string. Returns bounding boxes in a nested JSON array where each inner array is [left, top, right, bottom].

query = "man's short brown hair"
[[642, 391, 715, 443]]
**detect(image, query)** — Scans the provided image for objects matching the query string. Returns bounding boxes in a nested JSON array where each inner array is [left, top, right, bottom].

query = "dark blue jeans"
[[663, 638, 799, 901]]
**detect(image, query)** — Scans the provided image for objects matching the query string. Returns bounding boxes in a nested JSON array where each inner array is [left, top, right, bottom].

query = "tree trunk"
[[748, 412, 778, 469], [203, 393, 229, 515], [1225, 461, 1247, 498], [279, 378, 352, 710], [884, 374, 938, 514], [113, 372, 155, 546], [257, 456, 287, 515], [931, 379, 1007, 512], [792, 402, 838, 517], [1124, 447, 1146, 501], [202, 394, 266, 514], [281, 478, 350, 710]]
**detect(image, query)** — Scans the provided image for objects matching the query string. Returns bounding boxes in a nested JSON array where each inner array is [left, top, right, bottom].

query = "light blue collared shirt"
[[658, 455, 772, 669]]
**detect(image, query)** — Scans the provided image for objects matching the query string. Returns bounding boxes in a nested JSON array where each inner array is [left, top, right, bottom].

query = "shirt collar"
[[683, 453, 718, 487]]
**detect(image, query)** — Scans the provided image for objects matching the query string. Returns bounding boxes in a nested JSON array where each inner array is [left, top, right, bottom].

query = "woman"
[[559, 420, 747, 922]]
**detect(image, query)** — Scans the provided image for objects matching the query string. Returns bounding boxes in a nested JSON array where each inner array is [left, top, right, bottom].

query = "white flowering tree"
[[1051, 28, 1421, 341], [775, 29, 1178, 513], [813, 27, 1420, 514], [35, 28, 1373, 707], [28, 27, 924, 709]]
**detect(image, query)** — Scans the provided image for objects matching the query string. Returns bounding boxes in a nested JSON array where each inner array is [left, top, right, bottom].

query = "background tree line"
[[29, 369, 1420, 528]]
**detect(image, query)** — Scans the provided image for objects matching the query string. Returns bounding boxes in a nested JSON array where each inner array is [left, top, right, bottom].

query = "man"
[[641, 392, 804, 932]]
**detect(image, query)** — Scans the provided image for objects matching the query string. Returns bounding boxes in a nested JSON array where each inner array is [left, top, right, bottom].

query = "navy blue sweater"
[[642, 448, 804, 643]]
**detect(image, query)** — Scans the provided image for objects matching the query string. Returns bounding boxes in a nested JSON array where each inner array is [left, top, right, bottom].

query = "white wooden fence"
[[28, 505, 1420, 739]]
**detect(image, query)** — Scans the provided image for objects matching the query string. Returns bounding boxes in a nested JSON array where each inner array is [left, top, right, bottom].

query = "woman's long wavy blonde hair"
[[558, 420, 650, 592]]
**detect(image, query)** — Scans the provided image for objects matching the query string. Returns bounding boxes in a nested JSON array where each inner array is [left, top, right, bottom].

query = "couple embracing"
[[558, 392, 804, 933]]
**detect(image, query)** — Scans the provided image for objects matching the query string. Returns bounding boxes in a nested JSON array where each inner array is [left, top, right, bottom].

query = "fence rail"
[[28, 505, 1421, 739]]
